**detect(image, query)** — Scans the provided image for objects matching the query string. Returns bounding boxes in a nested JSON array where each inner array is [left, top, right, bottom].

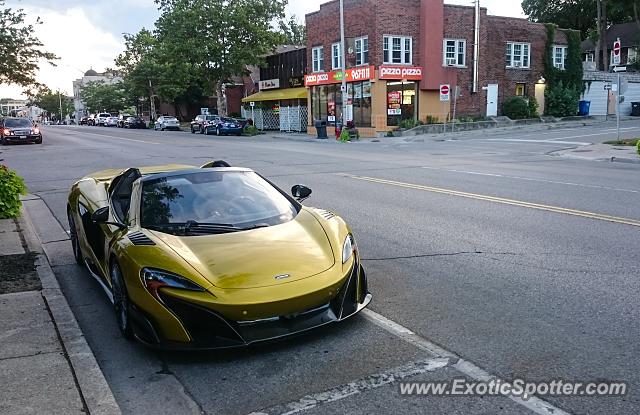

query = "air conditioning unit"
[[514, 61, 522, 68], [446, 58, 457, 66]]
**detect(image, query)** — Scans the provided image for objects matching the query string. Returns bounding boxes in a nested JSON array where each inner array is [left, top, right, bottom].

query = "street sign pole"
[[617, 73, 621, 141]]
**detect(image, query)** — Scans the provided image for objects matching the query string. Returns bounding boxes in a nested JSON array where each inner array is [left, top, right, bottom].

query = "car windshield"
[[140, 171, 297, 234], [165, 117, 177, 121], [4, 118, 32, 128], [222, 118, 236, 123], [205, 115, 217, 121], [99, 113, 111, 117]]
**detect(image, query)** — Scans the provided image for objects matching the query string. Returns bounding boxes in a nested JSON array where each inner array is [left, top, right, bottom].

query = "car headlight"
[[141, 268, 205, 301], [342, 234, 357, 264]]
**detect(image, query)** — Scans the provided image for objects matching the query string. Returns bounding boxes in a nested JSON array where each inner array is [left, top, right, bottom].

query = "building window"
[[515, 83, 526, 96], [383, 35, 412, 65], [310, 82, 371, 127], [312, 46, 324, 72], [443, 39, 466, 67], [585, 52, 595, 62], [506, 42, 530, 68], [332, 43, 342, 70], [355, 37, 369, 66], [553, 45, 568, 69]]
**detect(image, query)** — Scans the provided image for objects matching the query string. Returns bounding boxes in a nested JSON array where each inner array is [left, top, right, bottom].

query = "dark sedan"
[[124, 117, 147, 129], [1, 117, 42, 145], [205, 117, 243, 136]]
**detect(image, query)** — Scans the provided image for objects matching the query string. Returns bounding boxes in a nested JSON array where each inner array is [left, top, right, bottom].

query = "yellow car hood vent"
[[150, 210, 335, 289]]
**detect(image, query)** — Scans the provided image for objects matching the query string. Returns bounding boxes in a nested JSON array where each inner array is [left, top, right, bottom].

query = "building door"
[[486, 84, 498, 117]]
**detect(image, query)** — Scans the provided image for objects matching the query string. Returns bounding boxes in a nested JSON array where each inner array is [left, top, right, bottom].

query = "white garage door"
[[620, 82, 640, 116], [582, 81, 640, 116]]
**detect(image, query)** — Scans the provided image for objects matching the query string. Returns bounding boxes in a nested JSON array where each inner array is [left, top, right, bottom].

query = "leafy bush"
[[423, 115, 440, 125], [545, 85, 580, 117], [386, 130, 395, 137], [528, 97, 539, 118], [0, 165, 27, 219], [339, 128, 350, 142], [637, 139, 640, 156], [243, 125, 260, 136], [502, 96, 530, 119]]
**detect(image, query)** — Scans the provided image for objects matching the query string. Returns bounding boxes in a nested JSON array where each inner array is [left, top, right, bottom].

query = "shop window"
[[506, 42, 530, 68], [355, 37, 369, 66], [553, 45, 568, 70], [443, 39, 466, 67], [386, 81, 417, 127], [312, 46, 324, 72], [383, 35, 412, 65], [310, 82, 371, 127], [515, 83, 526, 96], [332, 43, 342, 70]]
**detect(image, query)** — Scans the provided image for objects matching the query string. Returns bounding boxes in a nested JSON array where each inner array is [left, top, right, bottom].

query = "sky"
[[0, 0, 525, 99]]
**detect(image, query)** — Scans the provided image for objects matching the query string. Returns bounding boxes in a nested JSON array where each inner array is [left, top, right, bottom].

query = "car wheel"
[[111, 261, 134, 340], [35, 136, 42, 144], [67, 210, 83, 265], [191, 126, 195, 134]]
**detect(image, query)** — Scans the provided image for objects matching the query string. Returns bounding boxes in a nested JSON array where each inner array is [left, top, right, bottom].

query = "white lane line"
[[247, 358, 450, 415], [362, 309, 571, 415], [420, 166, 640, 194], [484, 139, 590, 145]]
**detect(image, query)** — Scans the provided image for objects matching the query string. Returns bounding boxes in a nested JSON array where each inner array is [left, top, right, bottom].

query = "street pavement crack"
[[362, 251, 517, 261]]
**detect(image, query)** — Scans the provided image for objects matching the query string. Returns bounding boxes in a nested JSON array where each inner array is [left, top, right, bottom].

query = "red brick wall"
[[443, 5, 568, 117], [306, 0, 420, 71]]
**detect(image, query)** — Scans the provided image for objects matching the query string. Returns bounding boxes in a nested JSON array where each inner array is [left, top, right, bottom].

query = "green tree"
[[154, 0, 286, 116], [0, 1, 57, 93], [278, 15, 306, 45], [29, 88, 73, 119], [79, 81, 128, 114]]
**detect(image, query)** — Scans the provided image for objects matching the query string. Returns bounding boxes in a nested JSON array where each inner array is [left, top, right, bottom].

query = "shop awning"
[[241, 87, 307, 103]]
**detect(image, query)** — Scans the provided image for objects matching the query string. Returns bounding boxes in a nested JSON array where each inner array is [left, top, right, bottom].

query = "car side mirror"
[[291, 185, 312, 202], [92, 206, 110, 224]]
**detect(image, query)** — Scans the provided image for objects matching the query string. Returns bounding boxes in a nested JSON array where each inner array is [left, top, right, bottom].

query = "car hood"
[[149, 209, 335, 289]]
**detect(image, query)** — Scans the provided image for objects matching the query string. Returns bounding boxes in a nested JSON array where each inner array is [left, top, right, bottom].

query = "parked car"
[[154, 116, 180, 131], [124, 116, 147, 129], [117, 114, 132, 128], [190, 114, 218, 134], [87, 114, 97, 126], [96, 113, 111, 126], [79, 117, 89, 125], [205, 117, 243, 136], [105, 116, 119, 127], [66, 161, 370, 349], [1, 117, 42, 145]]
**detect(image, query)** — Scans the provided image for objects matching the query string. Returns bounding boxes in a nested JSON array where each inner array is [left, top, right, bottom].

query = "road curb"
[[19, 196, 121, 415]]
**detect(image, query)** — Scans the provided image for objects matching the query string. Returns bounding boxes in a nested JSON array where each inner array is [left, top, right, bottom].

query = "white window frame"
[[355, 36, 369, 66], [331, 42, 342, 70], [553, 45, 568, 70], [443, 39, 466, 67], [383, 35, 412, 65], [312, 46, 324, 73], [506, 42, 530, 69], [585, 52, 595, 62]]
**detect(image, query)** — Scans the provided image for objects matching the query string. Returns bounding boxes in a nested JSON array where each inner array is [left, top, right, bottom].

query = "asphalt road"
[[2, 120, 640, 414]]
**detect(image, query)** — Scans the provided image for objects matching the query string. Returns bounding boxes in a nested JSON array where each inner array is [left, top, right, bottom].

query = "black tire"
[[67, 210, 83, 265], [191, 126, 195, 134], [111, 261, 134, 340], [35, 136, 42, 144]]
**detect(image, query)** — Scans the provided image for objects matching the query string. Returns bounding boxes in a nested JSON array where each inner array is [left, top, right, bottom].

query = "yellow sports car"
[[67, 161, 371, 349]]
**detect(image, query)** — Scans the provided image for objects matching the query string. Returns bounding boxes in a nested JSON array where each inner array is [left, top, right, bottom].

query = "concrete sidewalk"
[[0, 215, 120, 415], [551, 143, 640, 164]]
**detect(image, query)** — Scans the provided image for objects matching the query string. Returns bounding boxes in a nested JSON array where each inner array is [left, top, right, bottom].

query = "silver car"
[[154, 116, 180, 131], [105, 116, 118, 127], [96, 113, 111, 126]]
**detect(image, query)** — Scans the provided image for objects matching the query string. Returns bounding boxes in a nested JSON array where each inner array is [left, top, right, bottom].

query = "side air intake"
[[128, 232, 155, 246]]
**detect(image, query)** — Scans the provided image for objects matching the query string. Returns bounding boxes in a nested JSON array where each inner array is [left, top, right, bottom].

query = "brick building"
[[305, 0, 572, 137]]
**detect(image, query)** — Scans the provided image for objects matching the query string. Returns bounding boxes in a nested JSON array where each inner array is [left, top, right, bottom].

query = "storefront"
[[241, 87, 308, 132], [305, 65, 423, 137]]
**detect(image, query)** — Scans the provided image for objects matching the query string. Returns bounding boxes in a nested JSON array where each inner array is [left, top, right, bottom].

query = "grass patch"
[[603, 138, 639, 146]]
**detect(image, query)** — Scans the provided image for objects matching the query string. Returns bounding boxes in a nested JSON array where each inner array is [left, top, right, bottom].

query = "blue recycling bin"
[[578, 100, 591, 116]]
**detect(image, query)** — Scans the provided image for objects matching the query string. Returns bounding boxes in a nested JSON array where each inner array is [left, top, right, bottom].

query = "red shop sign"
[[305, 66, 375, 87], [378, 66, 423, 81]]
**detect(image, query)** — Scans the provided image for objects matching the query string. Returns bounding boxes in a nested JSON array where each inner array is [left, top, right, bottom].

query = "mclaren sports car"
[[67, 161, 371, 349]]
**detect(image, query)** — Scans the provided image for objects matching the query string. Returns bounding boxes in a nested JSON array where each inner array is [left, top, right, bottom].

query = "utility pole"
[[596, 0, 602, 70], [58, 90, 63, 123], [339, 0, 347, 132]]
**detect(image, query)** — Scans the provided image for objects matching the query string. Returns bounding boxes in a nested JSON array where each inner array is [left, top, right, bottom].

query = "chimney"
[[420, 0, 454, 90]]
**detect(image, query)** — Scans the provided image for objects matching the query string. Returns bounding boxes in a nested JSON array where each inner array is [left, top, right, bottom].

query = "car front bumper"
[[2, 134, 41, 143], [129, 259, 371, 350]]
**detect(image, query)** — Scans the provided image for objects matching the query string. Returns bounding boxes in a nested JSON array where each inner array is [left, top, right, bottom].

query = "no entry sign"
[[440, 84, 450, 102]]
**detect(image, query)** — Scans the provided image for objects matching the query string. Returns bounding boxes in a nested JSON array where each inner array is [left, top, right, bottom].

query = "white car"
[[154, 116, 180, 131], [105, 116, 118, 127], [96, 113, 111, 126]]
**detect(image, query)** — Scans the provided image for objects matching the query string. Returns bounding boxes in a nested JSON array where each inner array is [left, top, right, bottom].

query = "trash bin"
[[314, 120, 327, 139], [632, 102, 640, 116], [578, 100, 591, 116]]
